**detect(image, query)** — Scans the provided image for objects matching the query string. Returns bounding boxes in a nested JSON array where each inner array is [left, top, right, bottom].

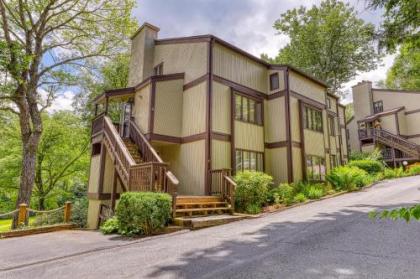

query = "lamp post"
[[403, 161, 408, 171]]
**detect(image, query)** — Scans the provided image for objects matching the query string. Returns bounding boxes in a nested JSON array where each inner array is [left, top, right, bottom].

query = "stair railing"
[[210, 169, 236, 212], [371, 128, 420, 157]]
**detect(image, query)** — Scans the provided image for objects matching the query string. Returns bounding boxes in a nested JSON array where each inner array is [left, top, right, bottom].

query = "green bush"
[[349, 148, 383, 162], [303, 184, 325, 200], [326, 166, 368, 191], [407, 166, 420, 176], [100, 217, 119, 234], [116, 192, 172, 236], [268, 183, 294, 205], [71, 197, 88, 228], [293, 193, 307, 203], [245, 204, 262, 214], [348, 159, 384, 174], [383, 167, 406, 179], [234, 171, 273, 213]]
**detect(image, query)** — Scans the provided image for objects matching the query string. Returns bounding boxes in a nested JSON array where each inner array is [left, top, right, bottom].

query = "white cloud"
[[39, 89, 75, 113]]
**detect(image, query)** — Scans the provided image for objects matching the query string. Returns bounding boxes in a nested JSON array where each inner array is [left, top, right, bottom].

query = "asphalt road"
[[2, 176, 420, 279]]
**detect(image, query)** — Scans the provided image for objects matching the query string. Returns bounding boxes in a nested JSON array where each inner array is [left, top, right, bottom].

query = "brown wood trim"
[[325, 148, 330, 153], [133, 73, 185, 91], [148, 80, 156, 134], [211, 132, 231, 142], [290, 90, 326, 110], [402, 134, 420, 139], [299, 100, 307, 180], [183, 132, 207, 143], [155, 35, 212, 45], [292, 141, 302, 148], [357, 106, 405, 123], [327, 110, 337, 117], [183, 74, 209, 91], [93, 87, 135, 104], [204, 38, 214, 195], [230, 89, 236, 175], [267, 90, 286, 100], [395, 114, 400, 135], [372, 88, 420, 94], [405, 108, 420, 115], [147, 133, 182, 144], [213, 75, 266, 100], [87, 193, 121, 200], [265, 141, 288, 149], [97, 143, 106, 194], [284, 69, 294, 183]]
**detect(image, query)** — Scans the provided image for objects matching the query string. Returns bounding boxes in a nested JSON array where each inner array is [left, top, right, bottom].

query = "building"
[[347, 81, 420, 166], [87, 23, 348, 229]]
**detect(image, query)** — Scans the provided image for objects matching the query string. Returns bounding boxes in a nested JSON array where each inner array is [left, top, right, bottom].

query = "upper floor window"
[[306, 155, 326, 181], [235, 94, 263, 125], [304, 106, 323, 132], [328, 115, 335, 136], [235, 149, 264, 172], [154, 63, 163, 75], [269, 73, 279, 91], [373, 101, 383, 114]]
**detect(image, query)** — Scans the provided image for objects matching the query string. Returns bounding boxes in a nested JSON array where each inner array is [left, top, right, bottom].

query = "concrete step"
[[173, 214, 245, 229]]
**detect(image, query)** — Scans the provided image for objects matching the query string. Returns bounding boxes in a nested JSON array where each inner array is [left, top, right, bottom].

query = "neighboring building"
[[347, 81, 420, 165], [87, 23, 348, 228]]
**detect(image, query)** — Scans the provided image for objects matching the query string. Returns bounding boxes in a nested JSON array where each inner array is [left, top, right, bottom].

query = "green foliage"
[[386, 42, 420, 90], [348, 160, 384, 174], [349, 148, 384, 162], [71, 197, 88, 228], [302, 184, 325, 200], [293, 193, 307, 203], [116, 192, 172, 236], [100, 217, 120, 234], [268, 183, 295, 205], [407, 166, 420, 176], [369, 204, 420, 222], [383, 167, 406, 179], [245, 204, 262, 215], [234, 171, 273, 213], [326, 166, 369, 191], [266, 0, 380, 93]]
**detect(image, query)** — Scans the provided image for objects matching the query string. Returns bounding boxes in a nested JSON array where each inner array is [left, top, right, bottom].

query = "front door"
[[119, 102, 132, 138]]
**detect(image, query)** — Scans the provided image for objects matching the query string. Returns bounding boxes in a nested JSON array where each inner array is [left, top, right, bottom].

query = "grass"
[[0, 217, 36, 233]]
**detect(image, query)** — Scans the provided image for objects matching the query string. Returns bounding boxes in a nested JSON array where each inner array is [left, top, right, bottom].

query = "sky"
[[51, 0, 393, 111]]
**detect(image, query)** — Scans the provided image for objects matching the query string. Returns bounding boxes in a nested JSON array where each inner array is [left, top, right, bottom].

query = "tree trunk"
[[38, 195, 46, 211]]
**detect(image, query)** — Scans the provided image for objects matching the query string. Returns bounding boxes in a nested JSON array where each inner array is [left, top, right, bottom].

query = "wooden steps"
[[123, 139, 143, 164], [175, 195, 232, 218]]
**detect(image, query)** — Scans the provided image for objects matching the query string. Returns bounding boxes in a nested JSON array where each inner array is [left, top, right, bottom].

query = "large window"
[[235, 149, 264, 172], [328, 115, 335, 136], [306, 155, 326, 181], [235, 94, 263, 125], [270, 73, 279, 91], [373, 100, 383, 114], [304, 106, 323, 132]]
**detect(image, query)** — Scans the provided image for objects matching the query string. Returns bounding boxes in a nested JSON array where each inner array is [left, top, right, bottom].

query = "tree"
[[385, 42, 420, 90], [0, 1, 137, 227], [264, 0, 380, 95], [368, 0, 419, 52]]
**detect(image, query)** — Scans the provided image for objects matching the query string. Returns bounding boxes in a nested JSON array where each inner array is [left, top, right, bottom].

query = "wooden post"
[[111, 170, 118, 210], [64, 201, 72, 223], [18, 203, 27, 225]]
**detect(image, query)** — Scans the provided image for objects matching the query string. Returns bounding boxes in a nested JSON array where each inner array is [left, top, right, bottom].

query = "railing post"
[[64, 201, 72, 223], [18, 203, 27, 226]]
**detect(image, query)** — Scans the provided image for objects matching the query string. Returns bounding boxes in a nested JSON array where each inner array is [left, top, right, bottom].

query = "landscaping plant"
[[293, 193, 307, 204], [348, 159, 384, 174], [268, 183, 295, 205], [326, 166, 368, 191]]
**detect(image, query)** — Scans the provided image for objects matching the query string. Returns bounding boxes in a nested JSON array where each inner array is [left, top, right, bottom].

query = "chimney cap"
[[351, 80, 372, 88], [131, 22, 160, 40]]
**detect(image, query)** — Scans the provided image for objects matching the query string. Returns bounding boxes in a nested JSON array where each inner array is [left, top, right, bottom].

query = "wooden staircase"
[[174, 196, 233, 217], [123, 139, 143, 164], [372, 129, 420, 159]]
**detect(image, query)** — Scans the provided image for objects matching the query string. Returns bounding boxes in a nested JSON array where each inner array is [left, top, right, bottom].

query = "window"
[[330, 154, 337, 169], [270, 73, 279, 91], [328, 116, 335, 136], [373, 101, 383, 114], [153, 63, 163, 75], [235, 149, 263, 172], [234, 94, 263, 125], [306, 155, 326, 181], [304, 106, 323, 132], [327, 98, 331, 109]]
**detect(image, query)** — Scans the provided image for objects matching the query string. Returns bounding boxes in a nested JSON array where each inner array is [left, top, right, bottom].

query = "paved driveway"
[[2, 176, 420, 278]]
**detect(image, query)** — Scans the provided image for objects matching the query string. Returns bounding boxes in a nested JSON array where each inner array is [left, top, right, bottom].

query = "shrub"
[[100, 217, 119, 234], [268, 183, 294, 205], [407, 165, 420, 176], [116, 192, 172, 236], [383, 167, 406, 179], [303, 184, 324, 200], [71, 197, 88, 228], [349, 148, 383, 162], [234, 171, 273, 213], [348, 159, 384, 174], [326, 166, 368, 191], [293, 193, 307, 203], [245, 204, 262, 214]]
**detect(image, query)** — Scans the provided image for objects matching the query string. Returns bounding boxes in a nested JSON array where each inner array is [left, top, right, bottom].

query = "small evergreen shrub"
[[116, 192, 172, 236], [268, 183, 294, 205], [234, 171, 273, 214], [303, 184, 324, 200], [293, 193, 307, 203], [407, 166, 420, 176], [326, 166, 368, 191], [348, 160, 384, 174], [383, 167, 406, 179], [245, 204, 262, 214], [100, 217, 119, 234], [71, 197, 88, 228]]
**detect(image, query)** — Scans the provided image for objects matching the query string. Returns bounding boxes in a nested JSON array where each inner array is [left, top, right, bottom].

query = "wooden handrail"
[[129, 119, 163, 163], [210, 169, 236, 212]]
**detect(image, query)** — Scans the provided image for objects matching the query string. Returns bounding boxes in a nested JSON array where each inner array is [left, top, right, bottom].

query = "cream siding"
[[211, 140, 231, 169], [212, 81, 231, 134], [265, 147, 288, 185], [347, 119, 360, 153], [405, 113, 420, 136], [397, 110, 407, 136], [372, 90, 420, 112], [234, 121, 264, 152], [182, 82, 207, 136], [304, 130, 325, 157], [87, 200, 102, 229], [292, 147, 303, 182], [379, 114, 397, 134], [361, 144, 375, 153], [264, 97, 287, 143], [289, 71, 326, 104], [327, 97, 337, 113], [289, 97, 301, 142], [153, 79, 183, 137], [153, 42, 208, 83], [102, 150, 115, 193], [330, 136, 337, 155], [267, 70, 285, 94], [213, 43, 267, 93], [132, 84, 151, 133], [87, 155, 101, 193]]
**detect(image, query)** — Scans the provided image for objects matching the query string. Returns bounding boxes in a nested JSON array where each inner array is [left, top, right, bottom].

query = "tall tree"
[[0, 0, 137, 227], [264, 0, 381, 95]]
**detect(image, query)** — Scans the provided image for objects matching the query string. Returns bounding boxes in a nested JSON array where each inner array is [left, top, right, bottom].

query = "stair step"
[[176, 202, 227, 208], [173, 215, 245, 229], [176, 196, 222, 203], [175, 207, 231, 213]]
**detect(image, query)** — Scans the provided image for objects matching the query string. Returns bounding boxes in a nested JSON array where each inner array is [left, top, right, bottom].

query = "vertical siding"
[[211, 140, 231, 169], [289, 71, 326, 104], [362, 144, 375, 153], [341, 127, 348, 157], [153, 43, 208, 83], [327, 97, 337, 113], [154, 79, 183, 137], [102, 150, 115, 193], [397, 111, 407, 135], [182, 81, 207, 136], [373, 90, 420, 112], [87, 200, 101, 229], [88, 155, 101, 193], [289, 97, 301, 142], [132, 84, 151, 133], [213, 43, 267, 93], [265, 147, 288, 185], [304, 130, 325, 157], [330, 136, 337, 155], [347, 119, 360, 153], [212, 81, 231, 134], [292, 147, 303, 182], [234, 121, 264, 152], [267, 70, 285, 94], [406, 113, 420, 135], [380, 114, 397, 134], [264, 97, 287, 143]]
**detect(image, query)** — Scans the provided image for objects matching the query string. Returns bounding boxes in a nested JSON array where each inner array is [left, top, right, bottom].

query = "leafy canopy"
[[265, 0, 380, 95]]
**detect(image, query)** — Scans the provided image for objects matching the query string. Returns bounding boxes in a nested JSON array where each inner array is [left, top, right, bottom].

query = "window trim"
[[235, 148, 264, 172], [373, 100, 383, 114], [234, 93, 263, 126], [153, 62, 163, 76], [305, 155, 326, 181], [328, 115, 336, 136], [303, 105, 323, 133], [269, 73, 280, 91]]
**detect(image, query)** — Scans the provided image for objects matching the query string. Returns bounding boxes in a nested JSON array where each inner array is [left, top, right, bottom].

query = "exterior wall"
[[267, 69, 285, 94], [212, 81, 231, 134], [87, 154, 101, 193], [265, 147, 288, 185], [347, 118, 359, 153], [102, 151, 115, 193], [213, 43, 267, 93], [87, 200, 101, 229], [153, 79, 184, 137], [327, 96, 337, 113], [289, 97, 301, 142], [132, 84, 151, 133], [289, 71, 325, 104], [292, 147, 303, 181], [234, 121, 264, 152], [153, 42, 208, 83], [405, 113, 420, 136], [352, 82, 373, 120], [380, 114, 397, 134], [182, 82, 207, 136], [212, 140, 231, 169], [264, 97, 287, 143], [372, 90, 420, 112], [397, 110, 407, 136], [361, 144, 375, 153], [304, 130, 325, 157]]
